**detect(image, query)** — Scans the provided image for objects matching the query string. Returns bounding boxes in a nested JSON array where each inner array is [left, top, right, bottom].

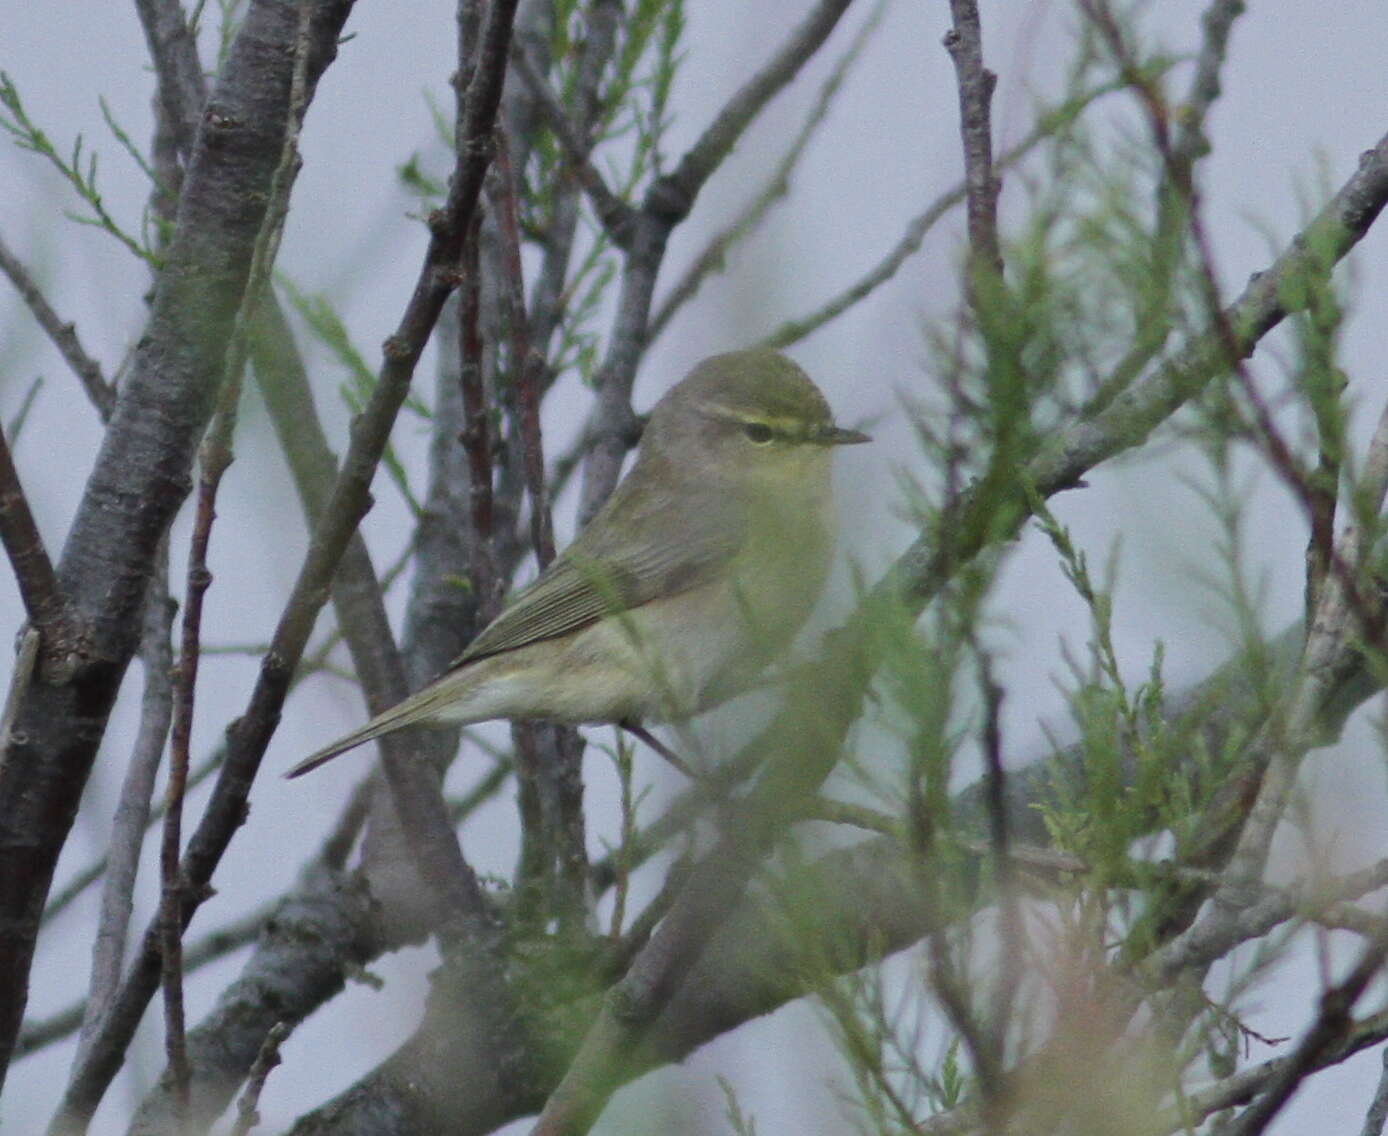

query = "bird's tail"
[[284, 675, 473, 779]]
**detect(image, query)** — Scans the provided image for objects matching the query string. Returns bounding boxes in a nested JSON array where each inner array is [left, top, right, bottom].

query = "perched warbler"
[[286, 349, 868, 778]]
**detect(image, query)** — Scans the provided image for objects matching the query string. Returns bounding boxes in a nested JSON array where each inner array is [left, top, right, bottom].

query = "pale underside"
[[286, 443, 836, 777]]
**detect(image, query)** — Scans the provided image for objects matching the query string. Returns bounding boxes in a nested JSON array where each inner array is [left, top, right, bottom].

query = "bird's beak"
[[818, 424, 872, 446]]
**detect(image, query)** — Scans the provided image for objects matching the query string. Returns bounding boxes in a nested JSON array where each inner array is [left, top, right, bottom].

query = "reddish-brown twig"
[[491, 123, 556, 568]]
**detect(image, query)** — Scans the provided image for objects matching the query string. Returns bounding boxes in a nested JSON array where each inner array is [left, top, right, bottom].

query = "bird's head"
[[642, 349, 869, 496]]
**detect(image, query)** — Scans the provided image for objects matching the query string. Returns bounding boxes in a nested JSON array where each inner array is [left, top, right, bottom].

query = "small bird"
[[286, 349, 868, 778]]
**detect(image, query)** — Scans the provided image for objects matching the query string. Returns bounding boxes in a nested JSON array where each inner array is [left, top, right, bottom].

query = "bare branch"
[[1142, 855, 1388, 989], [229, 1022, 289, 1136], [758, 74, 1133, 350], [155, 6, 313, 1115], [158, 415, 223, 1121], [512, 45, 636, 247], [0, 0, 357, 1090], [492, 125, 555, 568], [0, 233, 115, 418], [1150, 398, 1388, 991], [48, 0, 528, 1120], [1222, 917, 1388, 1136], [490, 122, 589, 921], [0, 422, 65, 635], [1359, 1046, 1388, 1136], [42, 739, 223, 929], [1172, 0, 1246, 174], [1156, 1009, 1388, 1135], [944, 0, 1003, 277], [579, 0, 858, 523], [894, 126, 1388, 611], [126, 868, 383, 1134], [76, 546, 175, 1059], [649, 0, 886, 342], [19, 899, 272, 1062], [661, 0, 856, 212], [525, 0, 623, 355], [457, 218, 502, 621]]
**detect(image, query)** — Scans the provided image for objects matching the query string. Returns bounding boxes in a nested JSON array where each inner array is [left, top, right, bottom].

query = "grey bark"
[[0, 0, 356, 1089]]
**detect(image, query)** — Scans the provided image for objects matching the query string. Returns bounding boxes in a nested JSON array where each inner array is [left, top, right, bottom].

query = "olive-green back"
[[452, 457, 743, 667]]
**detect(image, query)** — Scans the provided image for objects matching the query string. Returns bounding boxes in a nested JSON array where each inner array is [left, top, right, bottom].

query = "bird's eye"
[[743, 422, 774, 444]]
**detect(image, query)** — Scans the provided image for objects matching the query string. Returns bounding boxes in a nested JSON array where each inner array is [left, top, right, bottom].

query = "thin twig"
[[158, 4, 313, 1116], [0, 0, 355, 1102], [3, 377, 42, 443], [77, 544, 176, 1059], [159, 412, 225, 1122], [135, 0, 208, 154], [525, 0, 622, 357], [19, 899, 272, 1062], [491, 123, 556, 568], [1174, 0, 1245, 168], [620, 721, 695, 780], [1080, 1, 1245, 418], [1306, 379, 1343, 617], [1358, 1046, 1388, 1136], [578, 0, 857, 524], [944, 0, 1003, 278], [1118, 1008, 1388, 1136], [512, 45, 636, 246], [607, 729, 636, 941], [229, 1021, 289, 1136], [491, 120, 591, 917], [1139, 856, 1388, 995], [0, 233, 115, 418], [1153, 399, 1388, 985], [649, 0, 886, 342], [607, 855, 690, 980], [458, 216, 502, 620], [663, 0, 856, 209], [979, 655, 1023, 1085], [800, 797, 900, 836], [1222, 914, 1388, 1136], [41, 740, 224, 928], [756, 74, 1131, 350]]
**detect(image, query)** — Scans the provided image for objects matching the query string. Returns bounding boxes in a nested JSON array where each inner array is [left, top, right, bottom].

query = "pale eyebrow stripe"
[[699, 403, 807, 434]]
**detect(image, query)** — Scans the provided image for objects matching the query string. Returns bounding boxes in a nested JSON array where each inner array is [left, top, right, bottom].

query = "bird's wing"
[[454, 475, 743, 666]]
